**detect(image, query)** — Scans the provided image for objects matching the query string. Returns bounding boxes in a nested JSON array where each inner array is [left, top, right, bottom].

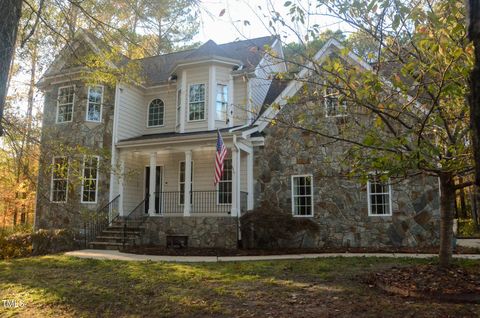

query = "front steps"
[[88, 220, 146, 250]]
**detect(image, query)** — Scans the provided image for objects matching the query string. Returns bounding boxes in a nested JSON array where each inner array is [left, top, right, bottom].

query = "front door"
[[145, 166, 162, 214]]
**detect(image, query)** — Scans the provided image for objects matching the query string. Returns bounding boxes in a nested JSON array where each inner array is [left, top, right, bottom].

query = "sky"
[[194, 0, 350, 45]]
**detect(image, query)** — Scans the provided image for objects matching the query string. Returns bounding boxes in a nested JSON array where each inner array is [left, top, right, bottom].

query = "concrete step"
[[88, 241, 133, 250], [102, 229, 143, 236], [106, 226, 145, 231], [94, 236, 137, 243]]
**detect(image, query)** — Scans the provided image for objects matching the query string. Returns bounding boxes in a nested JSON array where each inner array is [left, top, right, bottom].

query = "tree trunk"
[[0, 0, 22, 135], [439, 173, 456, 267], [471, 185, 479, 229], [468, 0, 480, 189]]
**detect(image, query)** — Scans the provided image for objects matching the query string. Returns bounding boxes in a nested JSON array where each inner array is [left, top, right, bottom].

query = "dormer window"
[[216, 84, 228, 122], [324, 85, 347, 117], [188, 84, 205, 121], [148, 99, 165, 127]]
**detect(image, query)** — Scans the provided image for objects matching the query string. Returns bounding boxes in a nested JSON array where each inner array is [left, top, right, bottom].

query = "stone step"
[[102, 229, 143, 236], [106, 226, 145, 231]]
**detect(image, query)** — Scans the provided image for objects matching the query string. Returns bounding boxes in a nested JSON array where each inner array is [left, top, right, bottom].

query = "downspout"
[[233, 134, 242, 245]]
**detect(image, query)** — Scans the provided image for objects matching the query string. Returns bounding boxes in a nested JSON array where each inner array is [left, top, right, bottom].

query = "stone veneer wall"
[[35, 80, 115, 231], [143, 217, 238, 249], [253, 125, 441, 248]]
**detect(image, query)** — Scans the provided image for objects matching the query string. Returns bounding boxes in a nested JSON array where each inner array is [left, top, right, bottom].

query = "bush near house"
[[241, 201, 319, 249], [0, 228, 77, 259]]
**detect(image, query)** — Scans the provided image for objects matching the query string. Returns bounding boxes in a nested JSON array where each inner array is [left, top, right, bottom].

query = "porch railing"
[[151, 191, 232, 215], [84, 194, 120, 247]]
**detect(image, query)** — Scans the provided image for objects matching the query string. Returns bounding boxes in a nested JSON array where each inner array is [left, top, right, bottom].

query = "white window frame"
[[215, 83, 228, 122], [176, 89, 181, 128], [367, 174, 393, 216], [147, 98, 165, 128], [81, 155, 100, 204], [50, 156, 69, 203], [217, 158, 233, 205], [86, 85, 104, 122], [56, 85, 75, 123], [291, 174, 314, 217], [324, 82, 347, 118], [187, 83, 206, 122], [178, 160, 194, 205]]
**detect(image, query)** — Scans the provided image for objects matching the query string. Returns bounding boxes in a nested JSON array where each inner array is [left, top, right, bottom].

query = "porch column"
[[208, 65, 216, 130], [118, 160, 125, 217], [247, 150, 254, 210], [148, 152, 156, 215], [231, 146, 239, 216], [184, 150, 192, 216]]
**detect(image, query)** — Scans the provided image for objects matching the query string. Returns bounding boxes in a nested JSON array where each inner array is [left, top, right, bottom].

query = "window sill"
[[146, 124, 165, 128], [292, 214, 314, 218]]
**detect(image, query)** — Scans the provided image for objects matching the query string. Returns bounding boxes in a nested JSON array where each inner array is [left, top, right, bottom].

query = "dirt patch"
[[367, 264, 480, 303], [121, 245, 480, 256]]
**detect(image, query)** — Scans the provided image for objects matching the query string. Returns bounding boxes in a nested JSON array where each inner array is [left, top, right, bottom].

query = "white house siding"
[[143, 84, 178, 135], [116, 84, 145, 141], [233, 76, 248, 125], [184, 65, 209, 132]]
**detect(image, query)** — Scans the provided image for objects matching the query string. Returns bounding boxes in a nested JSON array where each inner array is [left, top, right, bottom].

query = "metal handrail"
[[84, 194, 121, 248]]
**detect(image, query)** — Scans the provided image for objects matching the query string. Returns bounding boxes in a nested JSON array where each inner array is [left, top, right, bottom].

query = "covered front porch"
[[111, 131, 254, 219]]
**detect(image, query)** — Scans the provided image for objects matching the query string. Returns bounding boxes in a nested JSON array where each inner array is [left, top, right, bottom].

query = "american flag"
[[214, 130, 227, 185]]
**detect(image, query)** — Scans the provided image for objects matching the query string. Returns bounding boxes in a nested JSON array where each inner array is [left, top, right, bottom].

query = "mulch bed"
[[367, 264, 480, 303], [121, 245, 480, 256]]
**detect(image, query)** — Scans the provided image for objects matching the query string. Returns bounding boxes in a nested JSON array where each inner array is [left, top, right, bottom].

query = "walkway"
[[65, 249, 480, 263], [457, 238, 480, 249]]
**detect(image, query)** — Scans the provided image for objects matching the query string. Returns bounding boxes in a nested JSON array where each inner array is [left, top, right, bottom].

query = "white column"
[[184, 150, 192, 216], [247, 150, 254, 210], [180, 69, 187, 133], [231, 146, 239, 216], [228, 75, 234, 127], [208, 65, 216, 130], [118, 160, 125, 217], [148, 152, 156, 215]]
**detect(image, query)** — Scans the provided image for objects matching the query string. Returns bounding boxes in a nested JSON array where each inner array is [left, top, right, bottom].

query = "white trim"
[[215, 82, 229, 123], [50, 156, 69, 203], [180, 70, 187, 132], [291, 174, 314, 217], [109, 84, 120, 202], [216, 158, 233, 206], [175, 88, 182, 129], [178, 160, 194, 206], [367, 175, 393, 216], [85, 85, 104, 123], [187, 83, 207, 122], [146, 98, 166, 128], [55, 85, 75, 124], [80, 155, 100, 204], [208, 65, 216, 130]]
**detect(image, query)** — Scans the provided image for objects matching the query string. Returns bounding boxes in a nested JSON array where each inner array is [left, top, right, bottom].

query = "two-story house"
[[35, 31, 440, 249]]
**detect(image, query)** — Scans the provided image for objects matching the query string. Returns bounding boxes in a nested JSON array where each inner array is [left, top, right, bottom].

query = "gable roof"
[[138, 36, 276, 86]]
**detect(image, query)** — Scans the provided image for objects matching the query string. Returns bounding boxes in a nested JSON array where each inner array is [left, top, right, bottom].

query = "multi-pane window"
[[217, 159, 232, 204], [148, 99, 165, 127], [176, 89, 181, 127], [86, 86, 103, 122], [56, 86, 75, 123], [324, 86, 347, 117], [291, 175, 313, 216], [216, 84, 228, 122], [179, 161, 193, 204], [82, 156, 99, 203], [367, 175, 392, 216], [51, 157, 69, 202], [188, 84, 205, 121]]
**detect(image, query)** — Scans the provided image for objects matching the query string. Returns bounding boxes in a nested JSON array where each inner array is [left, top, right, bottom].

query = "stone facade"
[[35, 81, 115, 231], [142, 217, 238, 249], [253, 124, 441, 248]]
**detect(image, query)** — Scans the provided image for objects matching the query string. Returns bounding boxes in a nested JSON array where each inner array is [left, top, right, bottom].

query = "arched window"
[[148, 99, 164, 127]]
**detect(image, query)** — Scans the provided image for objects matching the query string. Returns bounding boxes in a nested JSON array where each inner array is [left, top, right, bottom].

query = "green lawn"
[[0, 255, 479, 317]]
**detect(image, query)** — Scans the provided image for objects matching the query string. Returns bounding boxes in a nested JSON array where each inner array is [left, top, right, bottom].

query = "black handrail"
[[84, 194, 120, 248], [122, 195, 149, 248]]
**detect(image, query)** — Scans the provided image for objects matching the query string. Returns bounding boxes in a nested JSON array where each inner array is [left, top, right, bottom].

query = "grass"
[[0, 255, 479, 317]]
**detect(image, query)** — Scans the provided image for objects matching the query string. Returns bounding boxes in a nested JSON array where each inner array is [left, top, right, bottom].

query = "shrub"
[[0, 228, 77, 259], [240, 201, 319, 249], [458, 218, 480, 238]]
